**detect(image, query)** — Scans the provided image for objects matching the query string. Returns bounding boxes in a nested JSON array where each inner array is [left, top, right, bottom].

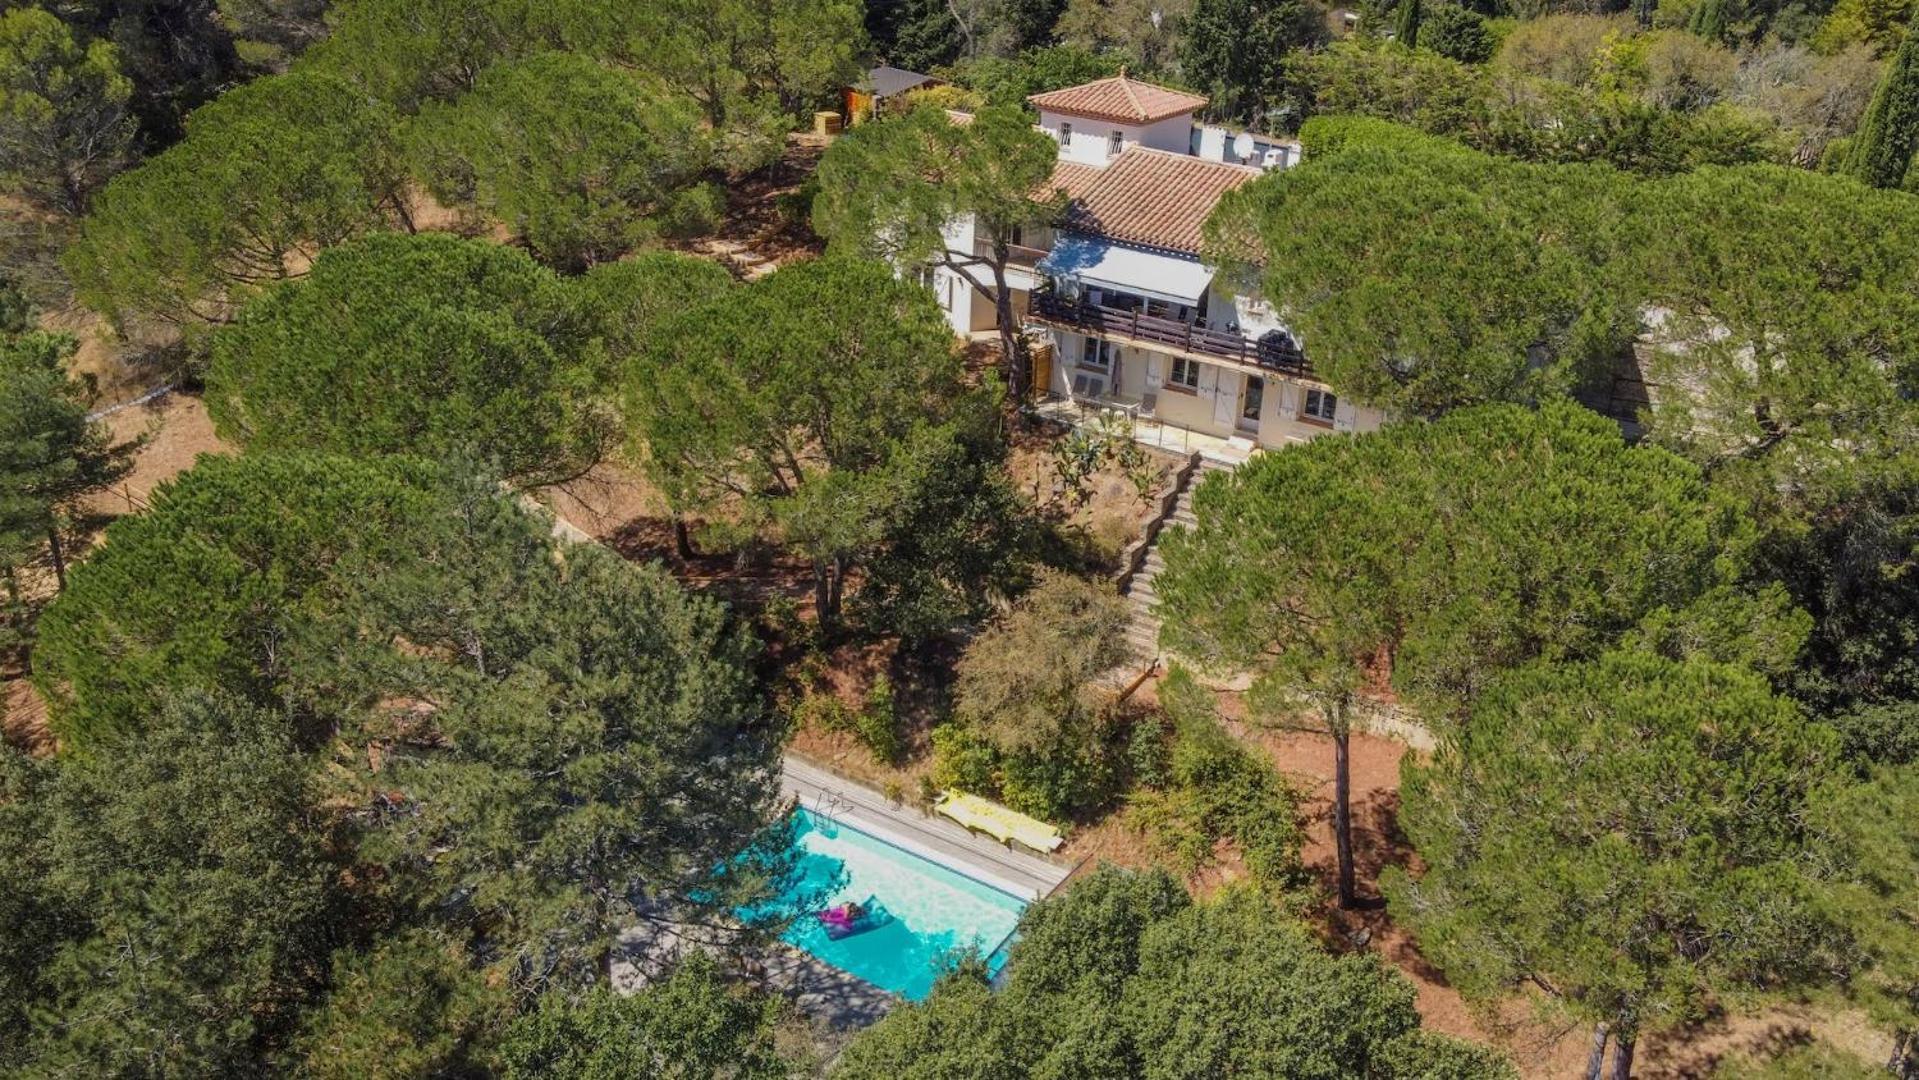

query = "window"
[[1059, 121, 1072, 144], [1169, 357, 1201, 390], [1303, 388, 1338, 422], [1144, 298, 1189, 322], [1080, 337, 1117, 371], [1108, 130, 1124, 156]]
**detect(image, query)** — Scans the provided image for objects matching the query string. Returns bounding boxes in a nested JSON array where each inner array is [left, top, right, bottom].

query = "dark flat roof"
[[863, 65, 939, 98]]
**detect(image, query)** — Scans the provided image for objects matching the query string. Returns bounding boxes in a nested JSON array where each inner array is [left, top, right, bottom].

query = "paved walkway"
[[782, 756, 1073, 901], [1031, 396, 1259, 467]]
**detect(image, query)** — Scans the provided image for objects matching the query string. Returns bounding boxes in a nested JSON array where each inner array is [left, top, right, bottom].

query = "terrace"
[[1028, 290, 1312, 378]]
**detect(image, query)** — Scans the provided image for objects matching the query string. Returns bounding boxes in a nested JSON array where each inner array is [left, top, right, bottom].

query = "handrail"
[[974, 238, 1049, 269], [1029, 292, 1312, 377]]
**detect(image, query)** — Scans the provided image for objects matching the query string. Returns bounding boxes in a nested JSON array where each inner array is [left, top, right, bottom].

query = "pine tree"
[[1395, 0, 1422, 48], [1847, 16, 1919, 189], [1688, 0, 1727, 41], [0, 331, 131, 598]]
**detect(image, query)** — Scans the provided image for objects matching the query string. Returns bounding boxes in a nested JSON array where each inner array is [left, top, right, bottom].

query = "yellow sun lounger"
[[934, 791, 1064, 853]]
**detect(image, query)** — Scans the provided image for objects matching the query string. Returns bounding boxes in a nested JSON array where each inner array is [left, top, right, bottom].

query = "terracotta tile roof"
[[1063, 148, 1262, 255], [1038, 160, 1102, 201], [1027, 75, 1208, 125]]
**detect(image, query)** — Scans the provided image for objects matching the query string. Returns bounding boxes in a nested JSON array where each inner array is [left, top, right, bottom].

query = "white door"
[[1209, 366, 1237, 427]]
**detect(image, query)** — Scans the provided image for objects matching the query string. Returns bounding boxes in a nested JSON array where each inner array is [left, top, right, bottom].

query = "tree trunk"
[[1585, 1022, 1610, 1080], [995, 289, 1025, 400], [393, 192, 418, 234], [673, 516, 695, 560], [1607, 1032, 1636, 1080], [46, 523, 66, 592], [813, 560, 834, 637], [987, 244, 1028, 404], [1332, 722, 1356, 909], [828, 555, 848, 625]]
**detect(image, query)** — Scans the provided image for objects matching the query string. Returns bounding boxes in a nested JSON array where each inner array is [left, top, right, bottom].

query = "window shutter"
[[1144, 355, 1163, 391], [1334, 397, 1357, 432], [1275, 381, 1299, 420]]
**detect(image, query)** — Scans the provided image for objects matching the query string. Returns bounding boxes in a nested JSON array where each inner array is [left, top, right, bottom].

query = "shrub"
[[856, 675, 902, 764], [939, 571, 1134, 820], [1423, 5, 1497, 63], [1131, 671, 1304, 885], [791, 689, 855, 733], [930, 722, 1000, 795], [1126, 711, 1175, 790]]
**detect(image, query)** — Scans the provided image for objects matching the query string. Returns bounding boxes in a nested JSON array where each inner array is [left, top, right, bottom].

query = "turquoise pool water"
[[740, 808, 1028, 1000]]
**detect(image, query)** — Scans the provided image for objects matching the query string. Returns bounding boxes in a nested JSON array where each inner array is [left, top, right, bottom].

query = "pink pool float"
[[816, 896, 889, 939]]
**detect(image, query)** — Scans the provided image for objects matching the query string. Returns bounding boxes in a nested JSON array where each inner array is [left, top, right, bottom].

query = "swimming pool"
[[738, 808, 1028, 1000]]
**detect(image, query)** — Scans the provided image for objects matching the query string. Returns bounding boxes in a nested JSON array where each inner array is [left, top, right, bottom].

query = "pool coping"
[[781, 756, 1075, 903], [793, 805, 1028, 972]]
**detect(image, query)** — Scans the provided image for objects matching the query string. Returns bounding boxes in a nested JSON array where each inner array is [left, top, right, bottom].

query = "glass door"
[[1238, 376, 1264, 432]]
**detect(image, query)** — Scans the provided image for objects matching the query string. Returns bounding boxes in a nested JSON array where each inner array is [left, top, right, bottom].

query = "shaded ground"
[[1211, 692, 1890, 1077], [677, 137, 828, 281], [4, 390, 231, 754]]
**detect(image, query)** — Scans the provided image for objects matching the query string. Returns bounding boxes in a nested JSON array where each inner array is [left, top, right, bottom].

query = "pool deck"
[[610, 759, 1076, 1034], [780, 756, 1075, 902]]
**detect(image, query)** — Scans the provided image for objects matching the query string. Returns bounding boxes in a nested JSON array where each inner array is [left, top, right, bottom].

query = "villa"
[[925, 73, 1388, 460]]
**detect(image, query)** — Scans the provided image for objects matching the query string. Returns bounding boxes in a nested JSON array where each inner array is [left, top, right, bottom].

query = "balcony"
[[1029, 292, 1312, 378], [974, 238, 1050, 270]]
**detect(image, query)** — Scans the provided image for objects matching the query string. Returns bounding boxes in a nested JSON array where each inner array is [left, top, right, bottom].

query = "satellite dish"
[[1231, 132, 1256, 160]]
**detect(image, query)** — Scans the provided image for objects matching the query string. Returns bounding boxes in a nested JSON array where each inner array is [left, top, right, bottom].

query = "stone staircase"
[[1122, 457, 1231, 661]]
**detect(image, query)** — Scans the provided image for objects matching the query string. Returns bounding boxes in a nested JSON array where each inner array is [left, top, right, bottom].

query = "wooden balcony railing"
[[1029, 292, 1312, 377], [974, 239, 1050, 270]]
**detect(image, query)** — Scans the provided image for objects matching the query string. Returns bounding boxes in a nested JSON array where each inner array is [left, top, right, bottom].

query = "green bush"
[[1423, 5, 1497, 63], [998, 725, 1119, 822], [661, 182, 725, 239], [856, 676, 901, 764], [930, 722, 999, 795], [1126, 711, 1175, 790], [929, 715, 1119, 822], [1129, 786, 1215, 874], [791, 690, 854, 733], [1132, 673, 1304, 886]]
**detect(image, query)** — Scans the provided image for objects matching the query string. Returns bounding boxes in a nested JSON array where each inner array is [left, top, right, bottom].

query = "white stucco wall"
[[1050, 328, 1388, 451], [1193, 126, 1302, 170], [1038, 109, 1196, 166]]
